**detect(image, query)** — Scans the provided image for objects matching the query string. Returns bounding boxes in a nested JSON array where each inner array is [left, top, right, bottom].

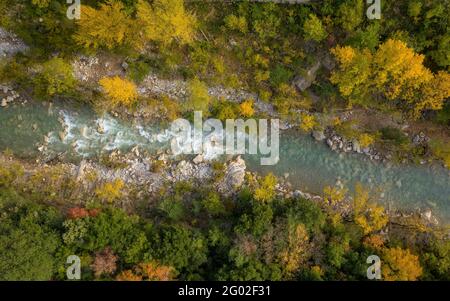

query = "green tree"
[[430, 35, 450, 68], [33, 57, 76, 99], [0, 201, 61, 280], [148, 225, 208, 277], [422, 240, 450, 280], [63, 207, 148, 264], [336, 0, 364, 33], [202, 191, 226, 216], [303, 14, 327, 42]]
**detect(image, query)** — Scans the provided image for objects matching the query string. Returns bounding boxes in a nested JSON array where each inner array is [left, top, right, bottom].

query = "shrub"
[[33, 57, 76, 99], [95, 179, 125, 203], [358, 133, 376, 148], [187, 78, 211, 113], [380, 127, 409, 146], [224, 14, 248, 34], [429, 139, 450, 168], [303, 14, 327, 42], [254, 173, 277, 202], [299, 113, 317, 132], [270, 65, 293, 88], [213, 100, 237, 120], [99, 76, 138, 107], [128, 60, 151, 83]]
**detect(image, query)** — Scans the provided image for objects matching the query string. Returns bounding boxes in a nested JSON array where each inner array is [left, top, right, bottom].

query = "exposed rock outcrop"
[[218, 156, 246, 195], [292, 61, 321, 92], [0, 27, 28, 59]]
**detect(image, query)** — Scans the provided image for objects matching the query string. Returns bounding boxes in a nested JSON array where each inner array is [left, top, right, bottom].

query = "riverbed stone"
[[352, 140, 361, 153], [312, 130, 326, 141], [193, 154, 204, 164]]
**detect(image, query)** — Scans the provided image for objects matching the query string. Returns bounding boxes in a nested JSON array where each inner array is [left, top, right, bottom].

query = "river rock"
[[312, 130, 326, 141], [173, 160, 194, 181], [327, 138, 333, 148], [352, 140, 361, 153], [158, 154, 168, 163], [97, 123, 105, 134], [131, 146, 140, 157], [293, 190, 304, 198], [412, 132, 429, 145], [218, 156, 246, 195], [193, 154, 204, 164], [59, 130, 67, 141]]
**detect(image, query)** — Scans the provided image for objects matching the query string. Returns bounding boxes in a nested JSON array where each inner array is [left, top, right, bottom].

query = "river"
[[1, 101, 449, 220]]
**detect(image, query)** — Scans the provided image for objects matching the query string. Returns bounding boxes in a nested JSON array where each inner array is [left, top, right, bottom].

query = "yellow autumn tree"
[[331, 39, 449, 116], [95, 179, 124, 203], [254, 173, 277, 202], [382, 247, 423, 281], [414, 71, 450, 117], [330, 45, 372, 105], [372, 39, 433, 101], [117, 261, 176, 281], [323, 185, 347, 206], [75, 1, 139, 50], [278, 223, 309, 275], [352, 183, 388, 235], [137, 0, 197, 45], [99, 76, 138, 107], [239, 99, 255, 117], [362, 234, 385, 250], [299, 112, 317, 132], [32, 0, 50, 8], [358, 133, 375, 148]]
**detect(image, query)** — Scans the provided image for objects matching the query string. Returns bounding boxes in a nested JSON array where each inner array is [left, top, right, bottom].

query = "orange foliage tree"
[[382, 247, 423, 281]]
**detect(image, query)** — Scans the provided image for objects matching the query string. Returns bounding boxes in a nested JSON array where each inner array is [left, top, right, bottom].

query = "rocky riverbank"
[[1, 148, 442, 229], [311, 127, 388, 162]]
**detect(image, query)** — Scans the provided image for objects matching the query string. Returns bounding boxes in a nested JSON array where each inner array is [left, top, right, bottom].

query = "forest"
[[0, 0, 449, 281]]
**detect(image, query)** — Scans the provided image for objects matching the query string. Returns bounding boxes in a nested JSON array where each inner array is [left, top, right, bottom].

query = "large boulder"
[[218, 156, 246, 195], [292, 61, 321, 91]]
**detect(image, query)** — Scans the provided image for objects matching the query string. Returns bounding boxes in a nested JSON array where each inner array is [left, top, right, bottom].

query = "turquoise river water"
[[1, 101, 449, 220]]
